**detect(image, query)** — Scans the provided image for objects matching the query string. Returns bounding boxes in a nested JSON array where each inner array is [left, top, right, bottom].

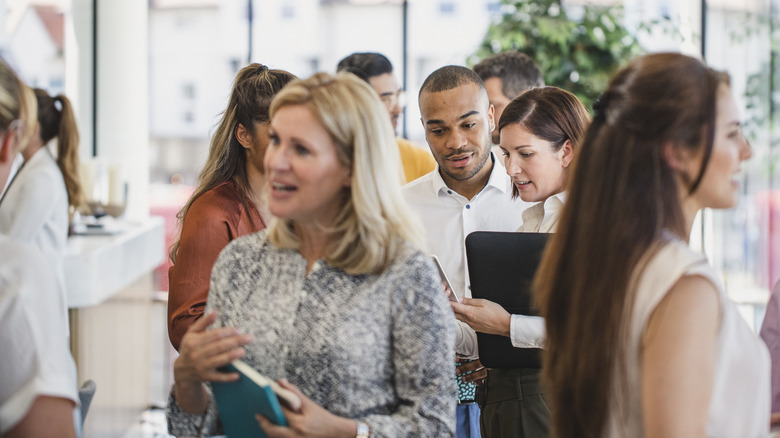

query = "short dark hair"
[[419, 65, 485, 99], [473, 51, 544, 100], [336, 52, 393, 83]]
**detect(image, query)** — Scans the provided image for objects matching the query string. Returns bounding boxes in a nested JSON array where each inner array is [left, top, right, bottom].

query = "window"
[[281, 5, 296, 19], [182, 83, 196, 99], [703, 0, 774, 329], [141, 0, 780, 328], [439, 2, 456, 15], [486, 2, 502, 14]]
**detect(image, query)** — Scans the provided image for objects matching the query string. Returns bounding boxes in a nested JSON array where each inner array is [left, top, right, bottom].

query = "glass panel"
[[1, 0, 68, 93], [704, 0, 772, 330]]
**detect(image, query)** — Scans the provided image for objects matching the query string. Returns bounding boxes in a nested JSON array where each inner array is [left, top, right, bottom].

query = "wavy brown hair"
[[169, 64, 296, 262], [533, 53, 728, 438], [34, 89, 84, 209], [497, 86, 590, 199]]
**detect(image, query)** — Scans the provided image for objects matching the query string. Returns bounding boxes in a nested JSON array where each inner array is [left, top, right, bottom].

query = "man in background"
[[473, 51, 544, 144], [337, 52, 436, 182]]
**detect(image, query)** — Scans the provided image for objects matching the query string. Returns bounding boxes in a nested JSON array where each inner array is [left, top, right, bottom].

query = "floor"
[[120, 292, 177, 438], [121, 408, 171, 438]]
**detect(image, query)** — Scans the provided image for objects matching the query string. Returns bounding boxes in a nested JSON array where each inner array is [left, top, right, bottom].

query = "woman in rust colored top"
[[167, 64, 296, 350]]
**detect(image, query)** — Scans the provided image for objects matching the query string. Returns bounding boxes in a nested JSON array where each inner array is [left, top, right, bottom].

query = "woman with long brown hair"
[[535, 53, 768, 437], [167, 64, 296, 350]]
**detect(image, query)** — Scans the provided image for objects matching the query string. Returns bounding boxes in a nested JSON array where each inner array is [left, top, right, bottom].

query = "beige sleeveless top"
[[605, 236, 770, 437]]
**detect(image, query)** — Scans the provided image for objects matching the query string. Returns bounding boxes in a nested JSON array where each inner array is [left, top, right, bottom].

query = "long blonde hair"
[[267, 72, 425, 275], [169, 64, 296, 262]]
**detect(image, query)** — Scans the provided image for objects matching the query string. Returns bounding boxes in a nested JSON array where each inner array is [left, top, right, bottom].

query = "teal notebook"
[[212, 360, 301, 438]]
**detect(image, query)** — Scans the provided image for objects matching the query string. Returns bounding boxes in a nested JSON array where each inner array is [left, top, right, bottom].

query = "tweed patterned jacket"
[[167, 230, 457, 437]]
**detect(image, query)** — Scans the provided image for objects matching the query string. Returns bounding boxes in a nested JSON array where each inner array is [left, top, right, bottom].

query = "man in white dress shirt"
[[403, 65, 530, 438]]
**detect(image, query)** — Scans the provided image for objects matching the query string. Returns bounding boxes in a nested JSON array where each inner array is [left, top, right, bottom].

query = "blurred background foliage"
[[471, 0, 644, 109]]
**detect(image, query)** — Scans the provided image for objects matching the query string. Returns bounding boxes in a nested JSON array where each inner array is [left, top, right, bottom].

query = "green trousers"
[[477, 367, 550, 438]]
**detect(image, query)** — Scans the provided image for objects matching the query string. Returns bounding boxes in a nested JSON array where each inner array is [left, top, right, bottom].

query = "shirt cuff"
[[509, 315, 546, 348]]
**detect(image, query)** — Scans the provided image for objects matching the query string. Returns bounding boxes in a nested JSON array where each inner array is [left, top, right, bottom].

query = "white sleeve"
[[509, 315, 546, 348], [454, 321, 479, 359], [0, 241, 78, 434], [1, 166, 59, 242], [0, 281, 38, 433]]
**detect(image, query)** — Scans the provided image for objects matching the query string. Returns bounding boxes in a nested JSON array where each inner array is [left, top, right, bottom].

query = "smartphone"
[[431, 255, 460, 303]]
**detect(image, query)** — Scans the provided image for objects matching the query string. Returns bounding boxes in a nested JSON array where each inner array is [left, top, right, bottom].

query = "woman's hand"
[[256, 379, 359, 438], [173, 311, 253, 413], [451, 297, 511, 337]]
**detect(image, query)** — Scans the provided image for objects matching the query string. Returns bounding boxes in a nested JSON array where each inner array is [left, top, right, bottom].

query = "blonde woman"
[[167, 72, 457, 437]]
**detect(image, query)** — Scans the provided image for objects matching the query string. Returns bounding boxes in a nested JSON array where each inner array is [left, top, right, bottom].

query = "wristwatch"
[[356, 421, 370, 438]]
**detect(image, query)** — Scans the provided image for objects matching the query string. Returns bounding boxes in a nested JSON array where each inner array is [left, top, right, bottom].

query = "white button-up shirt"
[[507, 192, 567, 350], [403, 154, 530, 357], [518, 192, 566, 233], [403, 154, 529, 300]]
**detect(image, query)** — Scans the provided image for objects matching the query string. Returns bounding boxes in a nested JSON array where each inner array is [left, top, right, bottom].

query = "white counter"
[[64, 216, 165, 308]]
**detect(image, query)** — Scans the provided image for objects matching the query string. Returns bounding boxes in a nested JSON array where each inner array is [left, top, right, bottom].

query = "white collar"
[[427, 152, 509, 199]]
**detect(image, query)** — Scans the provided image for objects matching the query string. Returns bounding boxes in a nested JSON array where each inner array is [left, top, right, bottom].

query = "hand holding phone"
[[432, 255, 460, 303]]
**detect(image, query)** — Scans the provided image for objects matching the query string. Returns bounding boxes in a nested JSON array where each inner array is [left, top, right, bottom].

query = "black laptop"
[[465, 231, 551, 369]]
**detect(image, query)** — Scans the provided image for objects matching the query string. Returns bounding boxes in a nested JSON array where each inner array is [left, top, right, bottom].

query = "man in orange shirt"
[[337, 52, 435, 183]]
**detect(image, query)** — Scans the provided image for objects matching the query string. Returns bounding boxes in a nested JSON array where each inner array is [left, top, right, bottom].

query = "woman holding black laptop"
[[450, 86, 590, 437], [166, 72, 457, 437]]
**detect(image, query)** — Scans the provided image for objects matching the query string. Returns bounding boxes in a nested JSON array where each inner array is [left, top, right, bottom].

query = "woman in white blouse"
[[451, 87, 590, 437], [0, 89, 82, 244], [452, 87, 590, 339], [0, 88, 83, 311]]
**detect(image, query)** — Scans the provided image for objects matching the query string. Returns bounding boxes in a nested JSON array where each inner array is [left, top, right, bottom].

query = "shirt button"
[[447, 190, 452, 194], [466, 204, 471, 209]]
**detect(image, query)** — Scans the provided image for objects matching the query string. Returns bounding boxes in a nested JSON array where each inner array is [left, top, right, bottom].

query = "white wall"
[[70, 0, 150, 219]]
